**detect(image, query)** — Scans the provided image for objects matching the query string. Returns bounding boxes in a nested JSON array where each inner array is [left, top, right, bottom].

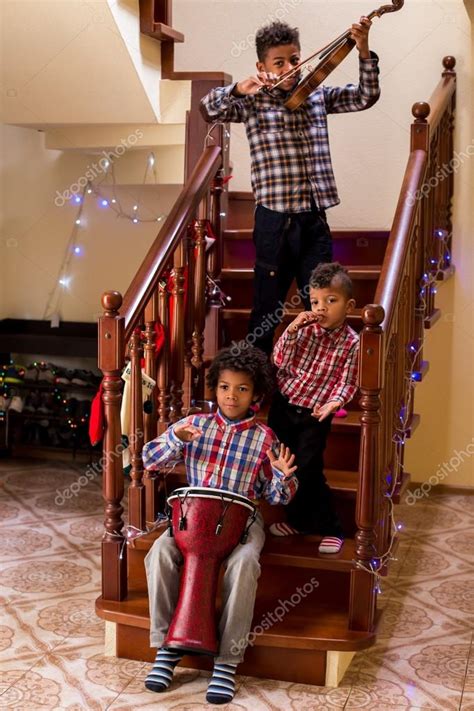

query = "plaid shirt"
[[142, 409, 298, 504], [273, 321, 359, 409], [200, 54, 380, 212]]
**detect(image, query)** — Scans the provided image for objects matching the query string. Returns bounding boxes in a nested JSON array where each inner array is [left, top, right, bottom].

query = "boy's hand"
[[267, 443, 297, 479], [350, 16, 372, 59], [173, 424, 203, 442], [234, 72, 277, 96], [312, 401, 341, 422], [287, 311, 319, 334]]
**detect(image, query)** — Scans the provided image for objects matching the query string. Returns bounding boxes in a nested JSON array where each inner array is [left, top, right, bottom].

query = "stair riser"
[[116, 623, 329, 684], [221, 315, 363, 349], [221, 276, 378, 311], [223, 234, 388, 268]]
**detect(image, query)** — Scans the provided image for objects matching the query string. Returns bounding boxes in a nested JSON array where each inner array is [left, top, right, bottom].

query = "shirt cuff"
[[271, 465, 294, 482], [360, 51, 379, 68], [229, 82, 245, 98], [169, 426, 186, 448]]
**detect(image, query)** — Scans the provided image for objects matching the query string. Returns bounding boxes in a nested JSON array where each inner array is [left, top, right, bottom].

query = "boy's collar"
[[214, 408, 256, 432]]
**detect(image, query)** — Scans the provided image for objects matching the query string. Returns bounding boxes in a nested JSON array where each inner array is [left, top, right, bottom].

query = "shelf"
[[0, 380, 97, 393]]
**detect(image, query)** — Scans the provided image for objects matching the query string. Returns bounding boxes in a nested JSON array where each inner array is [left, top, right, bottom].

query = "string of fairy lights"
[[353, 226, 452, 594], [44, 152, 167, 321]]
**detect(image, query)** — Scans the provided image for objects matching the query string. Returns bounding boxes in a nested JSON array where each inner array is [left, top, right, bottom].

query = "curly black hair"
[[206, 345, 275, 398], [255, 21, 300, 62], [309, 262, 354, 299]]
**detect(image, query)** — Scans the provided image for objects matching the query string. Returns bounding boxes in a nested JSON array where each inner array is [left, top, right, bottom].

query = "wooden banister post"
[[99, 291, 127, 601], [349, 304, 384, 631], [128, 327, 145, 531], [157, 276, 171, 433]]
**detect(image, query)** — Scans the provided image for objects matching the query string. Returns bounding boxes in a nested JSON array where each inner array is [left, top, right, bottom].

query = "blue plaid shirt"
[[142, 409, 297, 504], [200, 54, 380, 212]]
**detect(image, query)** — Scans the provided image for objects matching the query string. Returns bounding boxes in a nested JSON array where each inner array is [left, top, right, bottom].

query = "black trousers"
[[247, 200, 332, 354], [268, 391, 344, 537]]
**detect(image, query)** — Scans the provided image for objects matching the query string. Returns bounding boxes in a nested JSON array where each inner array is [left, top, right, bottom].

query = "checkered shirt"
[[200, 54, 380, 212], [273, 321, 359, 409], [142, 409, 298, 504]]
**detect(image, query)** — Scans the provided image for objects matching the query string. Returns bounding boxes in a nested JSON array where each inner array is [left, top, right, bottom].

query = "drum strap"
[[240, 509, 258, 544]]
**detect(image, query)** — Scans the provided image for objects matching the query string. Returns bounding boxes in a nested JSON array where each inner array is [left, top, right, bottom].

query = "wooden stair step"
[[96, 566, 378, 653], [221, 265, 381, 280], [221, 306, 363, 330]]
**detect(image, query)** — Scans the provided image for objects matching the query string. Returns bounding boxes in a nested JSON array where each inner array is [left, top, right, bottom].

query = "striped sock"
[[206, 662, 238, 705], [144, 648, 183, 693]]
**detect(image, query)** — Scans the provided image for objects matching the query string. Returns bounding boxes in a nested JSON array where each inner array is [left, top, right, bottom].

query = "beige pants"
[[144, 512, 265, 664]]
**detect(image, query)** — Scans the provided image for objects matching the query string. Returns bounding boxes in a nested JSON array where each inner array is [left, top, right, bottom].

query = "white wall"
[[0, 124, 181, 323]]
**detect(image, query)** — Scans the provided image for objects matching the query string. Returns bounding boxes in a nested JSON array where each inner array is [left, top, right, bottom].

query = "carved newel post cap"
[[412, 101, 430, 122], [102, 291, 123, 314], [363, 304, 385, 326], [442, 56, 456, 71]]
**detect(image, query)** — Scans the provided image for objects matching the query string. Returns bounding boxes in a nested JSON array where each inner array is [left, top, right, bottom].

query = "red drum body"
[[164, 486, 256, 656]]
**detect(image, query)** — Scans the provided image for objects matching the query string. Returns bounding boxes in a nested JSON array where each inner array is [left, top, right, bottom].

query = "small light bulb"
[[74, 246, 81, 255], [148, 154, 155, 166], [75, 219, 81, 225], [87, 188, 92, 194], [111, 198, 117, 204], [133, 204, 138, 211], [132, 217, 139, 224], [101, 199, 108, 207], [74, 196, 82, 204]]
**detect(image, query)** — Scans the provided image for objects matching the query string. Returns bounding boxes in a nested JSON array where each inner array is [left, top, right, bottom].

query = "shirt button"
[[298, 130, 304, 137]]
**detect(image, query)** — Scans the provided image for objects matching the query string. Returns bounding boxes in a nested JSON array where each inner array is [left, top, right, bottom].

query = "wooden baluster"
[[208, 170, 224, 281], [442, 56, 456, 270], [170, 242, 186, 421], [99, 291, 127, 601], [128, 327, 145, 531], [157, 275, 171, 433], [143, 291, 161, 525], [191, 218, 207, 401], [143, 292, 159, 442], [349, 304, 384, 632]]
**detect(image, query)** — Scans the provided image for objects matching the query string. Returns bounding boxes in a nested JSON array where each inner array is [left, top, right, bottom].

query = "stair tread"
[[221, 266, 381, 279], [96, 575, 377, 651]]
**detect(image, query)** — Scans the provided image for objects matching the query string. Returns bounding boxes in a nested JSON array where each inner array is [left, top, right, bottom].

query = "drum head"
[[167, 486, 255, 513]]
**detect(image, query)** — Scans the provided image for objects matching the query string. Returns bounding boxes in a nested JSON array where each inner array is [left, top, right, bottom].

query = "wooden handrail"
[[373, 149, 426, 332], [121, 145, 221, 341]]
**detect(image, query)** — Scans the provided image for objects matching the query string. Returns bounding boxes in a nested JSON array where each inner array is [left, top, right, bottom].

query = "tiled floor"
[[0, 459, 472, 710]]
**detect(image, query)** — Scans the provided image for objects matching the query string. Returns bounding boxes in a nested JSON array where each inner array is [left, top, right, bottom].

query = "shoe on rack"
[[9, 396, 24, 414], [24, 363, 39, 382], [37, 362, 57, 384]]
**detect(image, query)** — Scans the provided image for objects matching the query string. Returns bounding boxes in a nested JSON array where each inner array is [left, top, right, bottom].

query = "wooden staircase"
[[94, 2, 457, 686]]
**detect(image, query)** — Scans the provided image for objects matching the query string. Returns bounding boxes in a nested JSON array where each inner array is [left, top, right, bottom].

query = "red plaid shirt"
[[273, 321, 359, 409], [142, 409, 298, 504], [200, 54, 380, 212]]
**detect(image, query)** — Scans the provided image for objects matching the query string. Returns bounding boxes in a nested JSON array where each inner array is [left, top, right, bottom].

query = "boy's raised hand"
[[312, 401, 341, 421], [235, 72, 277, 96], [267, 443, 297, 479], [287, 311, 319, 334], [173, 424, 203, 443], [350, 16, 372, 59]]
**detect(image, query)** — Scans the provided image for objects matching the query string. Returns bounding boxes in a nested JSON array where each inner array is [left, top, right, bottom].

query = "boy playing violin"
[[201, 18, 379, 354]]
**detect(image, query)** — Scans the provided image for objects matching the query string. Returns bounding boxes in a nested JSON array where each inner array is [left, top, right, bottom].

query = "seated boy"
[[268, 262, 359, 553], [142, 346, 297, 705]]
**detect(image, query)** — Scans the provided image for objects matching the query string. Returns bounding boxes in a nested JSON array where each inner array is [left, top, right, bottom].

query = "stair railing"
[[98, 144, 225, 601], [350, 56, 456, 631]]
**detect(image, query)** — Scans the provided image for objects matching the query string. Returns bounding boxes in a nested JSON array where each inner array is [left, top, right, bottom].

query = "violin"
[[269, 0, 404, 111]]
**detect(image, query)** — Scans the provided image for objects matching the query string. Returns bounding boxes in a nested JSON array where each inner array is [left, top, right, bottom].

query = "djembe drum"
[[163, 486, 257, 656]]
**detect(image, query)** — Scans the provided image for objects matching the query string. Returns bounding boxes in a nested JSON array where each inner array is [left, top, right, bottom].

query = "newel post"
[[98, 291, 127, 601], [349, 304, 384, 631]]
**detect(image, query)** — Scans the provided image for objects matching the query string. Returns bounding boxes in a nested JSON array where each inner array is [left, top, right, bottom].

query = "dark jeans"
[[268, 391, 344, 537], [247, 201, 332, 354]]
